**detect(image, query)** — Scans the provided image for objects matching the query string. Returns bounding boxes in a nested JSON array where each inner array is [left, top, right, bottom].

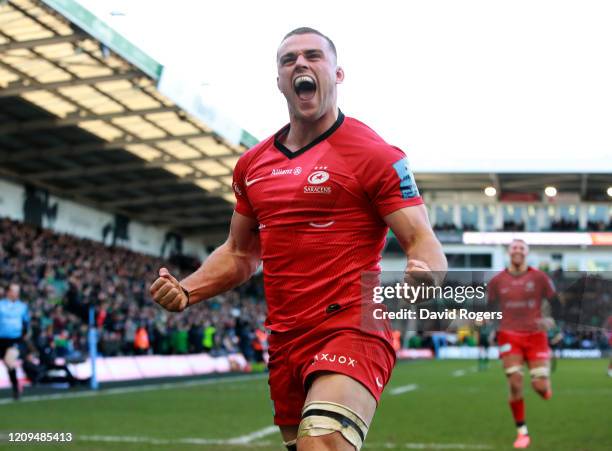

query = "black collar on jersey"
[[505, 266, 532, 277], [274, 110, 345, 159]]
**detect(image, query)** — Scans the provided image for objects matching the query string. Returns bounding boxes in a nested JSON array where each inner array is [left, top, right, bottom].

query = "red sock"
[[509, 398, 525, 425]]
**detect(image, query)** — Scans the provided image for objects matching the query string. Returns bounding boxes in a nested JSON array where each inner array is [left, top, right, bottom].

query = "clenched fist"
[[405, 259, 437, 303], [150, 267, 189, 312], [405, 259, 434, 285]]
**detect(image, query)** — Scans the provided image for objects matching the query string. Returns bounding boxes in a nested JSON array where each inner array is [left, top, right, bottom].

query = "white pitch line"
[[367, 442, 492, 449], [79, 426, 278, 446], [0, 373, 266, 406], [76, 435, 269, 447], [0, 433, 493, 450], [77, 435, 177, 445], [402, 444, 491, 450], [452, 367, 478, 378], [226, 426, 278, 445], [401, 443, 491, 449], [389, 384, 418, 395]]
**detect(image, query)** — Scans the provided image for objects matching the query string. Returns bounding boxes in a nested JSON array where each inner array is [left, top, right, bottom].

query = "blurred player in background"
[[151, 27, 446, 451], [0, 283, 29, 400], [488, 239, 556, 449]]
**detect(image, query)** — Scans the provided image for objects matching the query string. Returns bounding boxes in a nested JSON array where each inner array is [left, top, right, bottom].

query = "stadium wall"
[[0, 353, 249, 389], [437, 346, 602, 359], [0, 178, 208, 259]]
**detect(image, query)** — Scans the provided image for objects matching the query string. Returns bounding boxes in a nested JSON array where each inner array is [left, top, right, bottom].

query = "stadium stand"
[[2, 215, 607, 372], [0, 217, 267, 364], [0, 0, 257, 239], [0, 0, 610, 395]]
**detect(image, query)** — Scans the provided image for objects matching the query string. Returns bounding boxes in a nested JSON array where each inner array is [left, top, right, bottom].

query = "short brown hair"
[[281, 27, 337, 59], [509, 238, 529, 249]]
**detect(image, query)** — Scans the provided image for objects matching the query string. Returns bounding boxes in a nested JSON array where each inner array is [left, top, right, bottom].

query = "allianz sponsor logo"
[[313, 353, 357, 367], [271, 166, 302, 176]]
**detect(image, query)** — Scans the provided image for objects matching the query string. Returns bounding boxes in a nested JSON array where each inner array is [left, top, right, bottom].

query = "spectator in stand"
[[134, 323, 150, 355], [0, 217, 268, 363], [5, 216, 606, 364], [502, 220, 525, 231], [587, 219, 612, 231], [433, 222, 458, 232], [550, 218, 579, 231]]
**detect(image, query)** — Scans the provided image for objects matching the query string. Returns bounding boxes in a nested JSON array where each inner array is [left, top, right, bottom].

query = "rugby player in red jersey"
[[488, 239, 556, 449], [151, 27, 446, 451]]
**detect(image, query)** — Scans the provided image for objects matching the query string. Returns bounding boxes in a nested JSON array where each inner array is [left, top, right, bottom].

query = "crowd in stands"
[[0, 217, 267, 364], [550, 218, 579, 231], [502, 220, 525, 231], [547, 218, 612, 232], [433, 222, 459, 232], [433, 223, 478, 232], [1, 217, 610, 371], [432, 214, 612, 233], [549, 218, 612, 231], [587, 219, 612, 231]]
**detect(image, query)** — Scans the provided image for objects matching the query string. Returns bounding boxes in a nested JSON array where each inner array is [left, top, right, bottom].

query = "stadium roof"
[[0, 0, 609, 236], [0, 0, 257, 234], [418, 173, 611, 201]]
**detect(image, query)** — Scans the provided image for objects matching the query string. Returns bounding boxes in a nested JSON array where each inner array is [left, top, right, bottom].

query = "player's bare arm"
[[150, 211, 260, 312], [384, 204, 447, 286]]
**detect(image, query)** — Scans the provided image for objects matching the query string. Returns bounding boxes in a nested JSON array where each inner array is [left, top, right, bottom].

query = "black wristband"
[[181, 286, 190, 308]]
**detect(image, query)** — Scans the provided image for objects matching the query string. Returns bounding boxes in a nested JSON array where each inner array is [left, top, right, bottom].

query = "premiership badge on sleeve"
[[392, 157, 419, 199]]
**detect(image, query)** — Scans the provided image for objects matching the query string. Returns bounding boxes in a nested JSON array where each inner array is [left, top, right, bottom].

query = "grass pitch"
[[0, 359, 610, 450]]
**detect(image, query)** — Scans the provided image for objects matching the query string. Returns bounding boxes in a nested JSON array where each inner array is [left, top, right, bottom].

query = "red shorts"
[[497, 330, 550, 362], [267, 305, 396, 426]]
